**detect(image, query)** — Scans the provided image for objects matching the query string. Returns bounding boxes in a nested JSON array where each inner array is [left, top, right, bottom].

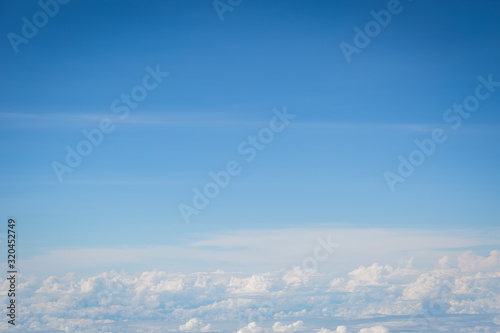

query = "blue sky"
[[2, 1, 500, 332], [1, 0, 500, 265]]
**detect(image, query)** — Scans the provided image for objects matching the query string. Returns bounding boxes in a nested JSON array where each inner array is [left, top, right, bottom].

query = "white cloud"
[[4, 247, 500, 332], [272, 320, 304, 332], [358, 326, 389, 333], [345, 263, 393, 291], [20, 227, 500, 276], [237, 322, 264, 333], [179, 318, 211, 332], [458, 250, 500, 272], [402, 271, 448, 300], [228, 274, 272, 293], [317, 326, 348, 333], [136, 271, 184, 292], [282, 266, 319, 286]]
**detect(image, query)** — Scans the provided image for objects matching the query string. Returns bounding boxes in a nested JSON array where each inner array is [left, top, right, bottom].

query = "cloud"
[[358, 326, 389, 333], [317, 327, 348, 333], [20, 228, 500, 276], [3, 249, 500, 332], [272, 320, 304, 332], [318, 326, 386, 333], [179, 318, 211, 332], [138, 271, 184, 292], [345, 263, 393, 291], [282, 266, 319, 286], [228, 274, 272, 294], [458, 250, 500, 272], [402, 270, 453, 300], [237, 322, 264, 333]]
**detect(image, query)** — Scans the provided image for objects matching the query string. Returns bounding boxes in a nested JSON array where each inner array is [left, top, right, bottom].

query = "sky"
[[0, 0, 499, 331]]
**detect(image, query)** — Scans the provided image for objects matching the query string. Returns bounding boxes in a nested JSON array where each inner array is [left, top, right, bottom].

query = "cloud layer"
[[1, 250, 499, 332]]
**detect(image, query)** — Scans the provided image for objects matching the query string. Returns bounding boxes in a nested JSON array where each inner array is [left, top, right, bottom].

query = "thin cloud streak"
[[2, 112, 499, 134], [20, 227, 500, 277]]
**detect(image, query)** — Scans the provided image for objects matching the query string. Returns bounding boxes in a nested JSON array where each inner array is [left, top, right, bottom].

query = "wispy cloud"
[[19, 227, 500, 277], [3, 112, 499, 134]]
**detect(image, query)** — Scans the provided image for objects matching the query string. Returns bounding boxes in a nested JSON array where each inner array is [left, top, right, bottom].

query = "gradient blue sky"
[[1, 0, 499, 263]]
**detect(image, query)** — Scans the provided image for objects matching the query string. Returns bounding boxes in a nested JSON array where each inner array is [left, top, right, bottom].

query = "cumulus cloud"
[[282, 266, 319, 286], [402, 270, 452, 300], [228, 274, 272, 293], [272, 320, 304, 332], [3, 249, 499, 332], [237, 322, 264, 333], [137, 271, 184, 292], [358, 326, 389, 333], [458, 250, 500, 272], [329, 263, 395, 292], [179, 318, 211, 332], [317, 326, 348, 333], [345, 263, 393, 291], [318, 326, 387, 333]]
